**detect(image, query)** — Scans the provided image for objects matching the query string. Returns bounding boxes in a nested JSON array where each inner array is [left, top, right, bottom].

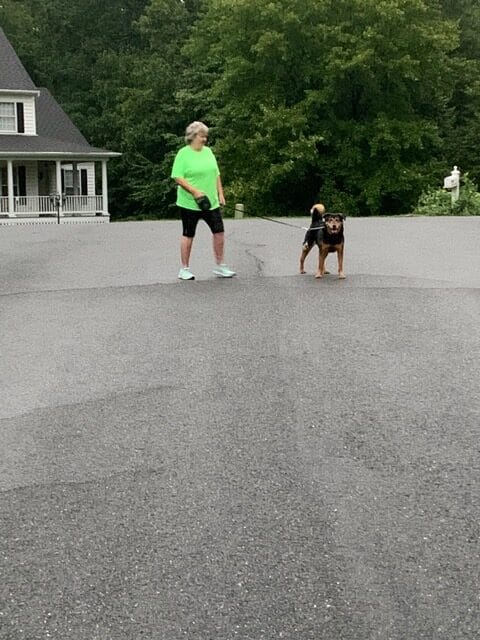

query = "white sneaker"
[[213, 264, 236, 278], [178, 267, 195, 280]]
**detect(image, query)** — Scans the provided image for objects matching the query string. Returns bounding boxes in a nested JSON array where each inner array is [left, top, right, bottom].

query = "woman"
[[171, 121, 236, 280]]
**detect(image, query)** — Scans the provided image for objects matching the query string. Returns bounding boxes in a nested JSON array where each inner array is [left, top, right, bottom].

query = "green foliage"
[[413, 185, 454, 215], [86, 0, 202, 218], [414, 175, 480, 215], [433, 0, 480, 185], [4, 0, 149, 102], [2, 0, 480, 218], [0, 0, 39, 69], [182, 0, 460, 215]]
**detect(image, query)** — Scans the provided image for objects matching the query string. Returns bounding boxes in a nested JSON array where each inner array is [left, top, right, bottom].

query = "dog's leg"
[[337, 244, 345, 279], [299, 245, 311, 274], [315, 246, 328, 279]]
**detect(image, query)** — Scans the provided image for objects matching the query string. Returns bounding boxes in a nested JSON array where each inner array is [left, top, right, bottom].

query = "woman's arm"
[[174, 177, 203, 200], [217, 175, 226, 206]]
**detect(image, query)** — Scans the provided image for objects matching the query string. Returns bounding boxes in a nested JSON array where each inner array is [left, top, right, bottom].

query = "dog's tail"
[[310, 203, 325, 215], [309, 203, 325, 228]]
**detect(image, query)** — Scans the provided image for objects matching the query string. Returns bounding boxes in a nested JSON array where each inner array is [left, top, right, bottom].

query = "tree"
[[182, 0, 328, 213], [0, 0, 38, 66], [434, 0, 480, 182], [1, 0, 166, 218], [184, 0, 460, 215], [93, 0, 203, 218], [2, 0, 477, 217]]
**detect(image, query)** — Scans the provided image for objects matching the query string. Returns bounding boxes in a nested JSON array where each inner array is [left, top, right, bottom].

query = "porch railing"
[[0, 195, 104, 216], [63, 195, 103, 213]]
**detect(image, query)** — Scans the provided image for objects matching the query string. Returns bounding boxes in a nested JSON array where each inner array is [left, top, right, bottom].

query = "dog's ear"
[[323, 213, 346, 221]]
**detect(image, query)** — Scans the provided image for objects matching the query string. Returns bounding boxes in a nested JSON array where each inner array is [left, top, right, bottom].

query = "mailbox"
[[444, 175, 458, 189], [444, 166, 461, 204]]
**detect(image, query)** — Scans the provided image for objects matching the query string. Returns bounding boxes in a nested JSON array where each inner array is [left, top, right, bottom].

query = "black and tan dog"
[[299, 203, 345, 279], [299, 203, 325, 274], [317, 212, 345, 279]]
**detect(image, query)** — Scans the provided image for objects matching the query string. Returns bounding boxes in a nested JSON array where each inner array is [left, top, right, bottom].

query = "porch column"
[[72, 161, 79, 195], [7, 160, 15, 216], [55, 160, 63, 216], [101, 160, 108, 215]]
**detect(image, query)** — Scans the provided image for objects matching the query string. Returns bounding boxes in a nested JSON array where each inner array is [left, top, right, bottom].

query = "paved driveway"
[[1, 217, 479, 639]]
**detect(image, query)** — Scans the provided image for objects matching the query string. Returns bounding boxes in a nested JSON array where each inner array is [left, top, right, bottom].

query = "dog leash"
[[259, 216, 324, 232]]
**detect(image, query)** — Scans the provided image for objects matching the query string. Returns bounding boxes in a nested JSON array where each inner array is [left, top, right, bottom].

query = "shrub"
[[413, 175, 480, 215]]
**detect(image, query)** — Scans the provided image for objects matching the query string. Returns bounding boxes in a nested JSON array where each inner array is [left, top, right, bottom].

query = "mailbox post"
[[444, 166, 460, 206], [49, 193, 62, 224], [234, 203, 245, 219]]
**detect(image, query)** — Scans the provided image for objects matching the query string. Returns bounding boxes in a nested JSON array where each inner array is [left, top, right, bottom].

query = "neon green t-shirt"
[[171, 145, 220, 210]]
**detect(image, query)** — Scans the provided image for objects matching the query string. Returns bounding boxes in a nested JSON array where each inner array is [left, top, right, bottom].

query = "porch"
[[0, 158, 112, 220], [0, 194, 104, 216]]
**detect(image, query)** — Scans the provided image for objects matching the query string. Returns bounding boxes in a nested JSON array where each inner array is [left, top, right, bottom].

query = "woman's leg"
[[204, 210, 234, 276], [181, 235, 194, 267], [212, 232, 224, 264], [180, 208, 198, 267]]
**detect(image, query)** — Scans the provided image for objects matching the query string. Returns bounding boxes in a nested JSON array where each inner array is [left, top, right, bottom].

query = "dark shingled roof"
[[0, 88, 118, 156], [0, 28, 37, 91], [0, 28, 120, 158]]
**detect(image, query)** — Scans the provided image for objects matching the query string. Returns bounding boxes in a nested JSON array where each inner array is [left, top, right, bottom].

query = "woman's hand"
[[174, 178, 203, 200]]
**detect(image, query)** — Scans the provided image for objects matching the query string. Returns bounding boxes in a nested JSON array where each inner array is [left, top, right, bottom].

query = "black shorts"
[[179, 206, 224, 238]]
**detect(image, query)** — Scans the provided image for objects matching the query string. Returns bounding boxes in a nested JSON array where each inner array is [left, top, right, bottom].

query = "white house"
[[0, 28, 120, 223]]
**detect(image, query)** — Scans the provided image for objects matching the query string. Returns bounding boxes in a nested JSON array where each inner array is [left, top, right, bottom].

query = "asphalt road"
[[1, 217, 479, 640]]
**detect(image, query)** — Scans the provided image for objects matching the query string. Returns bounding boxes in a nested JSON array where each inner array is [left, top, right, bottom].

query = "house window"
[[61, 168, 88, 195], [62, 168, 74, 195], [0, 103, 16, 132], [0, 166, 26, 196]]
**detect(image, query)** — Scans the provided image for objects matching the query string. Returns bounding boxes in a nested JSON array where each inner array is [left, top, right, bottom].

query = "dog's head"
[[323, 213, 344, 234]]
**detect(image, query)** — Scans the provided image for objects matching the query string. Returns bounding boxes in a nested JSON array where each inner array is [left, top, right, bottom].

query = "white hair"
[[185, 121, 209, 144]]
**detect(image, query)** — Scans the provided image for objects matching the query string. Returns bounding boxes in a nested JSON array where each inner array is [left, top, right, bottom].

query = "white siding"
[[23, 97, 36, 135]]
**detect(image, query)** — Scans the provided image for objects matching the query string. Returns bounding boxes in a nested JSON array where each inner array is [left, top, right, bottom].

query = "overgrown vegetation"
[[1, 0, 480, 218], [414, 175, 480, 215]]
